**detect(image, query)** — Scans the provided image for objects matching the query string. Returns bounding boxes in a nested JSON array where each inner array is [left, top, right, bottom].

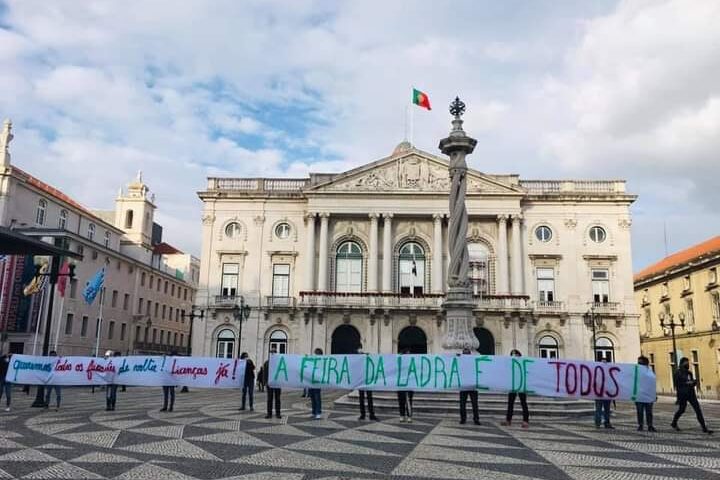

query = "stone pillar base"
[[442, 286, 478, 350]]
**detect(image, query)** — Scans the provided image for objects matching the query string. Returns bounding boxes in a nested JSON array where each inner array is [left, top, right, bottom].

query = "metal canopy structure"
[[0, 227, 82, 259]]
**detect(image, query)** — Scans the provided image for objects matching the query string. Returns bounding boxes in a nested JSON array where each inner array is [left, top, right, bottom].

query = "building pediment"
[[307, 149, 523, 195]]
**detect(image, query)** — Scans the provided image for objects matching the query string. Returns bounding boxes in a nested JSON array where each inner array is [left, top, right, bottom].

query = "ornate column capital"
[[305, 212, 317, 222], [382, 212, 394, 220], [510, 214, 523, 223], [432, 213, 445, 222], [318, 212, 330, 219], [201, 214, 215, 226], [497, 214, 509, 223], [368, 212, 380, 220]]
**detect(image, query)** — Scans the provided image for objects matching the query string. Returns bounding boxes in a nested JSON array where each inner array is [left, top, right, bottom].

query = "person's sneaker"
[[314, 414, 322, 420], [407, 417, 413, 423], [604, 424, 614, 430], [671, 423, 680, 431], [473, 420, 481, 426], [648, 426, 657, 432], [264, 414, 272, 419], [369, 415, 379, 421], [637, 425, 644, 431], [703, 428, 713, 435], [358, 415, 366, 421], [275, 414, 282, 419], [459, 419, 467, 425], [400, 416, 407, 423], [4, 407, 10, 412], [160, 408, 167, 412], [168, 408, 173, 412], [521, 421, 529, 429], [501, 421, 511, 426], [239, 407, 246, 411]]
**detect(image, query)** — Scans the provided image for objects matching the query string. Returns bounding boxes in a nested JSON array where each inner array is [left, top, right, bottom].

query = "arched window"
[[399, 242, 425, 295], [595, 337, 614, 362], [225, 222, 242, 239], [468, 243, 489, 295], [216, 329, 235, 358], [58, 209, 68, 230], [538, 335, 559, 359], [87, 223, 96, 241], [125, 209, 134, 229], [36, 199, 47, 225], [269, 330, 288, 354], [336, 241, 362, 292]]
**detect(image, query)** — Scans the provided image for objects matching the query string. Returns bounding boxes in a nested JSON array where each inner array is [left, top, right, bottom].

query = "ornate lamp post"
[[179, 306, 204, 393], [660, 311, 685, 375], [583, 306, 603, 361], [233, 298, 252, 354], [440, 97, 479, 350]]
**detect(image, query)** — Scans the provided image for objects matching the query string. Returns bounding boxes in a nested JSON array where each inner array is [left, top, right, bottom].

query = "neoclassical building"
[[194, 142, 640, 366]]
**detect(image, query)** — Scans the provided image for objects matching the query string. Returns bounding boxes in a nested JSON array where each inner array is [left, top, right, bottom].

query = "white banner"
[[4, 355, 246, 388], [269, 354, 656, 403]]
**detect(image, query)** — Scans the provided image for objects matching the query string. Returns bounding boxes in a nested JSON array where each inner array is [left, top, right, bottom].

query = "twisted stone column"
[[439, 98, 479, 350]]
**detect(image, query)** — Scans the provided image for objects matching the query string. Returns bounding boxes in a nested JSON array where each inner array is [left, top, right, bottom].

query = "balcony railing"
[[591, 301, 621, 315], [133, 342, 188, 355], [533, 300, 565, 313], [521, 180, 626, 195], [207, 178, 308, 192], [266, 296, 296, 308], [299, 292, 444, 309], [474, 295, 531, 310], [213, 295, 240, 307]]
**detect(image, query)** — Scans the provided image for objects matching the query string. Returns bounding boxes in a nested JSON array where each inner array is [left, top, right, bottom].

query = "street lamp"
[[233, 298, 252, 355], [179, 306, 204, 393], [659, 311, 685, 376], [584, 306, 603, 362]]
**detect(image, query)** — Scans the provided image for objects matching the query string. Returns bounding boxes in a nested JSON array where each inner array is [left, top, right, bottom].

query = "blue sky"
[[1, 0, 719, 270]]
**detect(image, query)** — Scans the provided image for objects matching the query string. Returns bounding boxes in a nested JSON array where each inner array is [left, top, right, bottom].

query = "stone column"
[[432, 214, 444, 293], [382, 213, 393, 292], [304, 213, 317, 291], [497, 214, 509, 294], [368, 213, 379, 292], [510, 214, 523, 294], [317, 213, 330, 291]]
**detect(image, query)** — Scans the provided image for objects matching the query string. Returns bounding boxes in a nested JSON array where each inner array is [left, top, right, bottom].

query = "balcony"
[[533, 300, 565, 314], [266, 296, 296, 308], [474, 295, 531, 312], [133, 342, 188, 355], [591, 301, 622, 315], [298, 292, 444, 310], [521, 180, 626, 195], [213, 295, 241, 308]]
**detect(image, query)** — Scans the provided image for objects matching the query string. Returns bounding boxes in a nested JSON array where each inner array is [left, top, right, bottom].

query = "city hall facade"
[[193, 142, 640, 366]]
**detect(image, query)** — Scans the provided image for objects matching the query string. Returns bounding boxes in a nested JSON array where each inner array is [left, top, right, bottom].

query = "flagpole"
[[409, 98, 415, 146], [94, 287, 105, 357], [31, 288, 46, 355]]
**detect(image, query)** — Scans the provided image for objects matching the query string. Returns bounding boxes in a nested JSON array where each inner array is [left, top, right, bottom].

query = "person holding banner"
[[161, 351, 178, 412], [44, 351, 62, 411], [307, 348, 323, 419], [239, 352, 255, 411], [257, 365, 265, 392], [0, 353, 11, 412], [501, 349, 530, 428], [458, 347, 480, 425], [106, 351, 121, 411], [635, 355, 655, 432], [671, 357, 712, 434], [594, 359, 614, 429], [357, 346, 379, 421], [263, 347, 282, 419], [397, 348, 414, 423]]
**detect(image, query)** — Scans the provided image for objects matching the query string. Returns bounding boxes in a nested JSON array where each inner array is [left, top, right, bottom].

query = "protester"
[[239, 352, 255, 411], [397, 348, 414, 423], [307, 348, 323, 419], [106, 351, 121, 411], [594, 359, 613, 429], [257, 365, 265, 392], [263, 347, 281, 419], [356, 347, 379, 421], [458, 346, 480, 425], [672, 357, 713, 434], [0, 352, 11, 412], [161, 350, 177, 412], [501, 349, 530, 428], [635, 355, 655, 431], [44, 350, 62, 410]]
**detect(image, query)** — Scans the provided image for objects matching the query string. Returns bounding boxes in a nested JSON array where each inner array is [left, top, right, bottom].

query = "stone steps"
[[333, 391, 596, 417]]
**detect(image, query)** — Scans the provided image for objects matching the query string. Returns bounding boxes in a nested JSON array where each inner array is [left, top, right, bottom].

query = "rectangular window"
[[108, 321, 115, 340], [111, 290, 118, 308], [686, 299, 695, 327], [160, 330, 165, 345], [710, 267, 718, 285], [221, 263, 239, 297], [591, 269, 610, 303], [644, 308, 652, 335], [169, 307, 173, 321], [69, 279, 77, 299], [184, 289, 188, 301], [162, 305, 166, 319], [181, 309, 185, 323], [81, 316, 89, 337], [683, 275, 691, 291], [649, 353, 655, 373], [146, 299, 151, 315], [691, 350, 701, 389], [164, 281, 168, 294], [180, 333, 184, 347], [141, 272, 146, 286], [152, 328, 157, 343], [399, 259, 424, 296], [171, 284, 175, 296], [135, 325, 141, 343], [537, 268, 555, 302], [123, 294, 130, 311], [661, 282, 669, 297], [711, 292, 720, 321], [173, 332, 178, 346], [154, 303, 159, 318], [120, 323, 127, 341], [272, 264, 291, 297], [64, 313, 74, 335]]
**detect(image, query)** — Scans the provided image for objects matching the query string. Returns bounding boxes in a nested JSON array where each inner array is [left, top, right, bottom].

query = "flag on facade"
[[83, 267, 105, 305], [23, 262, 49, 296], [412, 88, 431, 110], [57, 261, 70, 297]]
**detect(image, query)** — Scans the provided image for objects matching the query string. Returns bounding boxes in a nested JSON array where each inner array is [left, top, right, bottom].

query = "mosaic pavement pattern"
[[0, 387, 718, 479]]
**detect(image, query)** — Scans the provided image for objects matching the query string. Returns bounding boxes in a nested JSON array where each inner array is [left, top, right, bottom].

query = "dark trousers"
[[507, 392, 529, 422], [162, 386, 175, 410], [106, 385, 118, 410], [459, 390, 479, 422], [266, 387, 281, 416], [309, 388, 322, 416], [398, 391, 414, 417], [0, 382, 10, 407], [672, 394, 707, 429], [241, 383, 254, 409], [635, 402, 653, 427], [45, 385, 61, 408], [359, 390, 375, 418], [595, 400, 611, 426]]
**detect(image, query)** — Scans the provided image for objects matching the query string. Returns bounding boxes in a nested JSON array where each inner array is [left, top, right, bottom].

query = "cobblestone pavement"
[[0, 387, 718, 479]]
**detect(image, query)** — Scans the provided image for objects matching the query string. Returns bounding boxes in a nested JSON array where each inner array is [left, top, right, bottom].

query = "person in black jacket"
[[501, 349, 530, 428], [397, 348, 414, 423], [458, 347, 480, 425], [240, 352, 255, 411], [356, 346, 379, 421], [307, 348, 323, 419], [0, 353, 11, 412], [671, 357, 712, 434], [263, 347, 281, 419]]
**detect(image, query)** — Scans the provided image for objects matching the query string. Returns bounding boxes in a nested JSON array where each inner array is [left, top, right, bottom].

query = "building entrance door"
[[398, 326, 427, 354], [331, 325, 361, 354], [473, 327, 495, 355]]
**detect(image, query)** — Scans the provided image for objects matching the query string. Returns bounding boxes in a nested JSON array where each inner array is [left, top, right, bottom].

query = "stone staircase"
[[333, 391, 595, 417]]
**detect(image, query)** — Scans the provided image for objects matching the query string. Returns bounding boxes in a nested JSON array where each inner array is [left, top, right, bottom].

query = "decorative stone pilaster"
[[304, 212, 317, 291], [317, 213, 330, 291], [497, 214, 509, 294], [510, 214, 523, 294], [368, 213, 379, 292], [432, 214, 444, 293], [382, 213, 393, 292]]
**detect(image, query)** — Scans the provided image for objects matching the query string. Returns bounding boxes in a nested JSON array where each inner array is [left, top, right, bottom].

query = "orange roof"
[[635, 235, 720, 282], [13, 166, 94, 217]]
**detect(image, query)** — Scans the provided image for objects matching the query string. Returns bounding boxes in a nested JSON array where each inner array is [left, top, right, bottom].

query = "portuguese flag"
[[412, 88, 431, 110]]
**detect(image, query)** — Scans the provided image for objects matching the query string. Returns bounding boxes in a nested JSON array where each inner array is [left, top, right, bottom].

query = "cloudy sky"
[[1, 0, 718, 270]]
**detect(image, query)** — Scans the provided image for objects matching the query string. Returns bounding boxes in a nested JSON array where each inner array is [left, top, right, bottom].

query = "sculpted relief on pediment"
[[324, 156, 506, 193]]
